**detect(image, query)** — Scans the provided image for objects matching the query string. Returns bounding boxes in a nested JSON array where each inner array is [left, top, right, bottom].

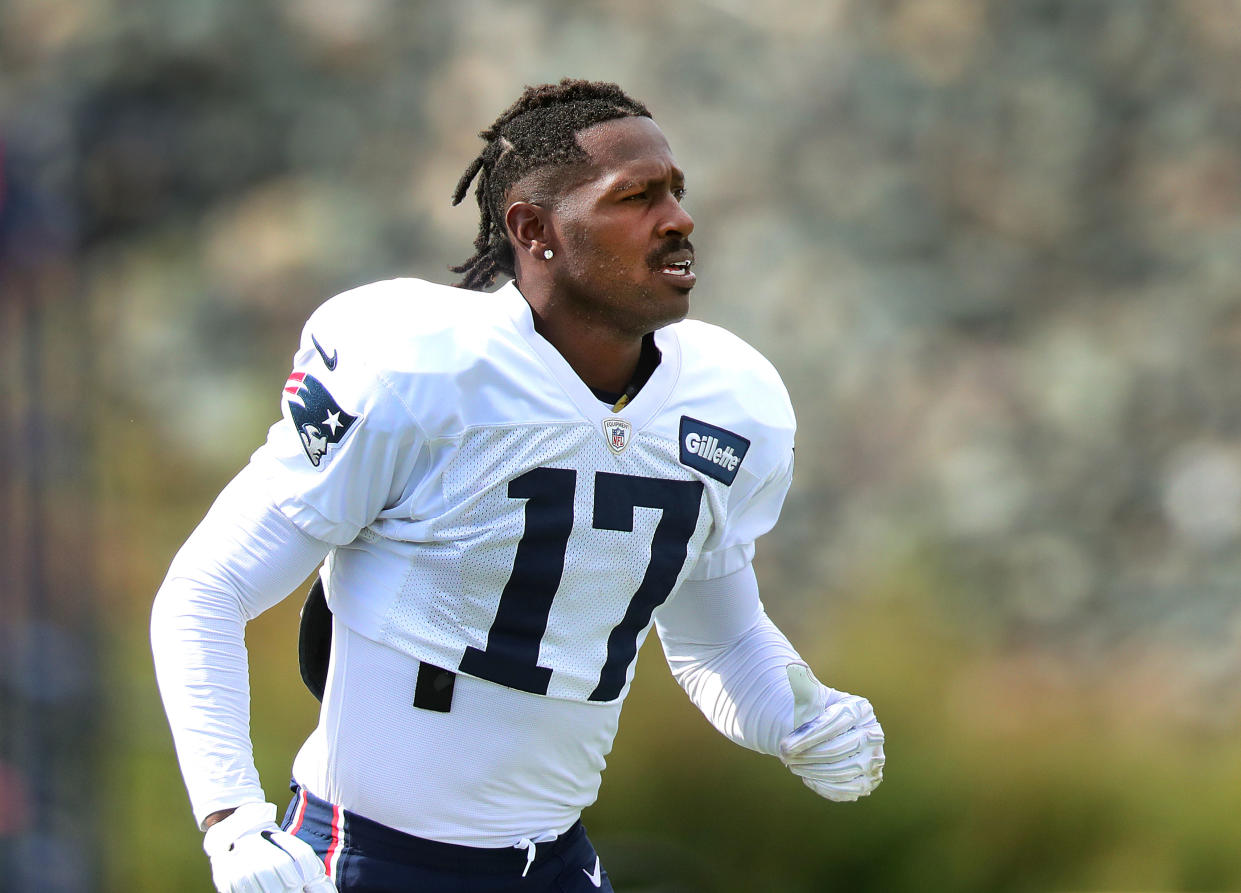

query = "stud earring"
[[543, 248, 554, 260]]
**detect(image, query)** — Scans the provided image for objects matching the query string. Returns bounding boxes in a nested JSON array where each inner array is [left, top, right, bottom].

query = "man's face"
[[543, 116, 696, 337], [299, 424, 328, 466]]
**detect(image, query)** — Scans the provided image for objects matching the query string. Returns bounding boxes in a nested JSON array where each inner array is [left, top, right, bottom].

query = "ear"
[[505, 201, 552, 261]]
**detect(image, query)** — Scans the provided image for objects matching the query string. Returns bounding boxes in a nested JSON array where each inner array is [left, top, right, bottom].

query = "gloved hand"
[[778, 663, 885, 802], [203, 802, 338, 893]]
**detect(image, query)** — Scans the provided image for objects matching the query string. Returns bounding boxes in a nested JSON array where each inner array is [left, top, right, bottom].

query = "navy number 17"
[[458, 468, 704, 701]]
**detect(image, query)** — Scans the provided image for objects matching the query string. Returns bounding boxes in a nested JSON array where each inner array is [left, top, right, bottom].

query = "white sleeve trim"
[[655, 565, 802, 756], [151, 463, 331, 828]]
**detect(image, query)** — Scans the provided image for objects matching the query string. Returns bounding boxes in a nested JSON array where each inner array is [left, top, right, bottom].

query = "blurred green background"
[[5, 0, 1241, 890]]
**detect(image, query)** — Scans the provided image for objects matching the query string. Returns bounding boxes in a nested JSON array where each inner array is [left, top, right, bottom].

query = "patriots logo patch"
[[283, 372, 358, 467]]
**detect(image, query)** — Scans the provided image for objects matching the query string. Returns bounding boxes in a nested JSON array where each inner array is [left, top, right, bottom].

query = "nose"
[[659, 196, 694, 239]]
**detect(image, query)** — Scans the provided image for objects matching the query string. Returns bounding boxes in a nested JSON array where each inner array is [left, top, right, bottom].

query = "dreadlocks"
[[450, 79, 651, 290]]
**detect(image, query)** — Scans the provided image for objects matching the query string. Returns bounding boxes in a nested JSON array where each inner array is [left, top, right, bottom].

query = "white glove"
[[203, 802, 338, 893], [778, 663, 885, 802]]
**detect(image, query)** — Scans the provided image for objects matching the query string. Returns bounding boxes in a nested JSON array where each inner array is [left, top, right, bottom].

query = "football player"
[[152, 79, 885, 893]]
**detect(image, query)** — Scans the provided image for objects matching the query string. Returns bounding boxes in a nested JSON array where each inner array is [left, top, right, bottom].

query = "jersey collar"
[[497, 280, 682, 434]]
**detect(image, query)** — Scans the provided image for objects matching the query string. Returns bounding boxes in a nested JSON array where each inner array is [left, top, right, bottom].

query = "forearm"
[[152, 577, 265, 825], [151, 464, 330, 828], [656, 565, 802, 756]]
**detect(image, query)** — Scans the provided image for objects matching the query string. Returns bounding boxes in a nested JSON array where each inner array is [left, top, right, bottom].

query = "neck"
[[511, 272, 653, 393], [526, 302, 645, 393]]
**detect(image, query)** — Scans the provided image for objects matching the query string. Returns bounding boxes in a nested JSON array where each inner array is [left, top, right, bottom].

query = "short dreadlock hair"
[[450, 78, 652, 290]]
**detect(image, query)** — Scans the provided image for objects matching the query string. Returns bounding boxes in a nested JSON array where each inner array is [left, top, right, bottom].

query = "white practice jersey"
[[256, 278, 795, 700], [244, 278, 796, 841]]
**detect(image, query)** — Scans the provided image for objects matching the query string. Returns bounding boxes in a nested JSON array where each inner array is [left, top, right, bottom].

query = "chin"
[[650, 293, 692, 330]]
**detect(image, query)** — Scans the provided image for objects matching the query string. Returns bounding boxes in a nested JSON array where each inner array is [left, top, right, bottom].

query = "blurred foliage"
[[7, 0, 1241, 889]]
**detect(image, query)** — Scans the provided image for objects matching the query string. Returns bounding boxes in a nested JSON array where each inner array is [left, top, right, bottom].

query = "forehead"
[[572, 116, 682, 185]]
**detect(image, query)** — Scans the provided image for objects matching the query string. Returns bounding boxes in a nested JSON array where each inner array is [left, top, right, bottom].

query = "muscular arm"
[[654, 564, 802, 756], [151, 463, 331, 829]]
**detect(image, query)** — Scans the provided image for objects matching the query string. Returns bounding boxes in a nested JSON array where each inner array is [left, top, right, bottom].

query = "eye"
[[623, 190, 648, 202], [672, 186, 688, 202]]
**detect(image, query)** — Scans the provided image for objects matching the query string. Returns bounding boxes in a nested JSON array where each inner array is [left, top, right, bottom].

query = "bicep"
[[160, 463, 332, 621]]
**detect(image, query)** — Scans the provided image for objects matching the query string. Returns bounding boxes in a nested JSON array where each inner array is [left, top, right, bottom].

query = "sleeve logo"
[[679, 416, 750, 485], [283, 372, 358, 467], [310, 333, 338, 370]]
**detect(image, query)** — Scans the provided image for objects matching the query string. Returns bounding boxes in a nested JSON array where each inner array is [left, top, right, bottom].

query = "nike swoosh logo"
[[311, 333, 338, 371], [583, 856, 602, 888]]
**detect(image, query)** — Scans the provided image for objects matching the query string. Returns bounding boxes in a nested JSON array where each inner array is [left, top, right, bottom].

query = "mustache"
[[648, 238, 695, 268]]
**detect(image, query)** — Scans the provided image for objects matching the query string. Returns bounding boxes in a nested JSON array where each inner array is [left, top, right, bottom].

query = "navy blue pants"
[[281, 784, 614, 892]]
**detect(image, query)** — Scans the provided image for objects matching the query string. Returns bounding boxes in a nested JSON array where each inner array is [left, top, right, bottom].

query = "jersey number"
[[458, 468, 704, 701]]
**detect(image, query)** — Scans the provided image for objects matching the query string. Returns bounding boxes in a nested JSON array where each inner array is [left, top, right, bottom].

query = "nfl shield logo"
[[603, 418, 632, 454]]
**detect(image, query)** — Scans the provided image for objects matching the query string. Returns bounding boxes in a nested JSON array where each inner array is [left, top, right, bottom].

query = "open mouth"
[[655, 252, 696, 288]]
